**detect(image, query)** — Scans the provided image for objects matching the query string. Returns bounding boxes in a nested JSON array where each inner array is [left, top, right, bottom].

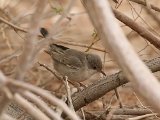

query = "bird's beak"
[[100, 70, 106, 76]]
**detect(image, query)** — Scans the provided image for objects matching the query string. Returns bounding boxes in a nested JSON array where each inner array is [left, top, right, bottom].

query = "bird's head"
[[86, 54, 106, 76]]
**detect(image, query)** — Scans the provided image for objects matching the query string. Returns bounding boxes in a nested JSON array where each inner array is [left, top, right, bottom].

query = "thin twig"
[[0, 49, 22, 64], [114, 88, 123, 108], [127, 113, 158, 120], [51, 0, 75, 33], [145, 0, 160, 27], [129, 0, 160, 12], [127, 0, 160, 36], [0, 17, 27, 33], [113, 9, 160, 50], [38, 62, 62, 80], [80, 108, 86, 120], [63, 76, 74, 111]]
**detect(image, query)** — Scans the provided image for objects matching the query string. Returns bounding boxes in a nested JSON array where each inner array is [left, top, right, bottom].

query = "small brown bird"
[[46, 44, 106, 82]]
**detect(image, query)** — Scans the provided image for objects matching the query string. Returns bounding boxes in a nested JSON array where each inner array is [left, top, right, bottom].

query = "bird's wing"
[[51, 50, 86, 69], [47, 44, 87, 69]]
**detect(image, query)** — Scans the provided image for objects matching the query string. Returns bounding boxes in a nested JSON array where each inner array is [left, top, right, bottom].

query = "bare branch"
[[113, 9, 160, 50], [14, 93, 50, 120], [0, 17, 27, 33], [82, 0, 160, 113], [9, 80, 81, 120], [129, 0, 160, 12], [72, 56, 160, 111], [21, 91, 63, 120], [145, 0, 160, 27], [127, 113, 157, 120], [15, 0, 46, 80]]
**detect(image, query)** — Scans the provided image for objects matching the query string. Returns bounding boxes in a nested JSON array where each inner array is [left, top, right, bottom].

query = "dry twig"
[[127, 113, 157, 120], [113, 9, 160, 50], [129, 0, 160, 12], [14, 93, 50, 120], [20, 91, 63, 120], [72, 57, 160, 111], [145, 0, 160, 27], [82, 0, 160, 113], [9, 80, 81, 120], [16, 0, 46, 80]]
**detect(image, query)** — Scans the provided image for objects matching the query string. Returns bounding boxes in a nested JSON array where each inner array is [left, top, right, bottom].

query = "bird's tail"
[[49, 44, 69, 53], [45, 44, 69, 56]]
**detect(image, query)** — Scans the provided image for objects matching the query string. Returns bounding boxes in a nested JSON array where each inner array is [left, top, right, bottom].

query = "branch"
[[129, 0, 160, 12], [72, 57, 160, 110], [13, 93, 50, 120], [0, 17, 27, 33], [82, 0, 160, 113], [145, 0, 160, 27], [113, 9, 160, 50], [9, 80, 81, 120], [77, 108, 156, 120], [15, 0, 46, 80], [20, 91, 63, 120]]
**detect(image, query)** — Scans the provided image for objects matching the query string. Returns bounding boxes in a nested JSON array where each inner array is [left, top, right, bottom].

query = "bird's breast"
[[53, 61, 97, 82]]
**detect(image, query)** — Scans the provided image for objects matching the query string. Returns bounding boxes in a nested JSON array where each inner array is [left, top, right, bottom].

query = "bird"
[[45, 43, 106, 82]]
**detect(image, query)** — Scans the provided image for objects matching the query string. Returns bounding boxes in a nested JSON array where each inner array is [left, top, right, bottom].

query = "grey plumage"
[[46, 44, 105, 82]]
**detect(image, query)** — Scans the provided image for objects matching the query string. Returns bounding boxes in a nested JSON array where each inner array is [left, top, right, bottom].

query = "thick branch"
[[82, 0, 160, 113], [72, 57, 160, 111]]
